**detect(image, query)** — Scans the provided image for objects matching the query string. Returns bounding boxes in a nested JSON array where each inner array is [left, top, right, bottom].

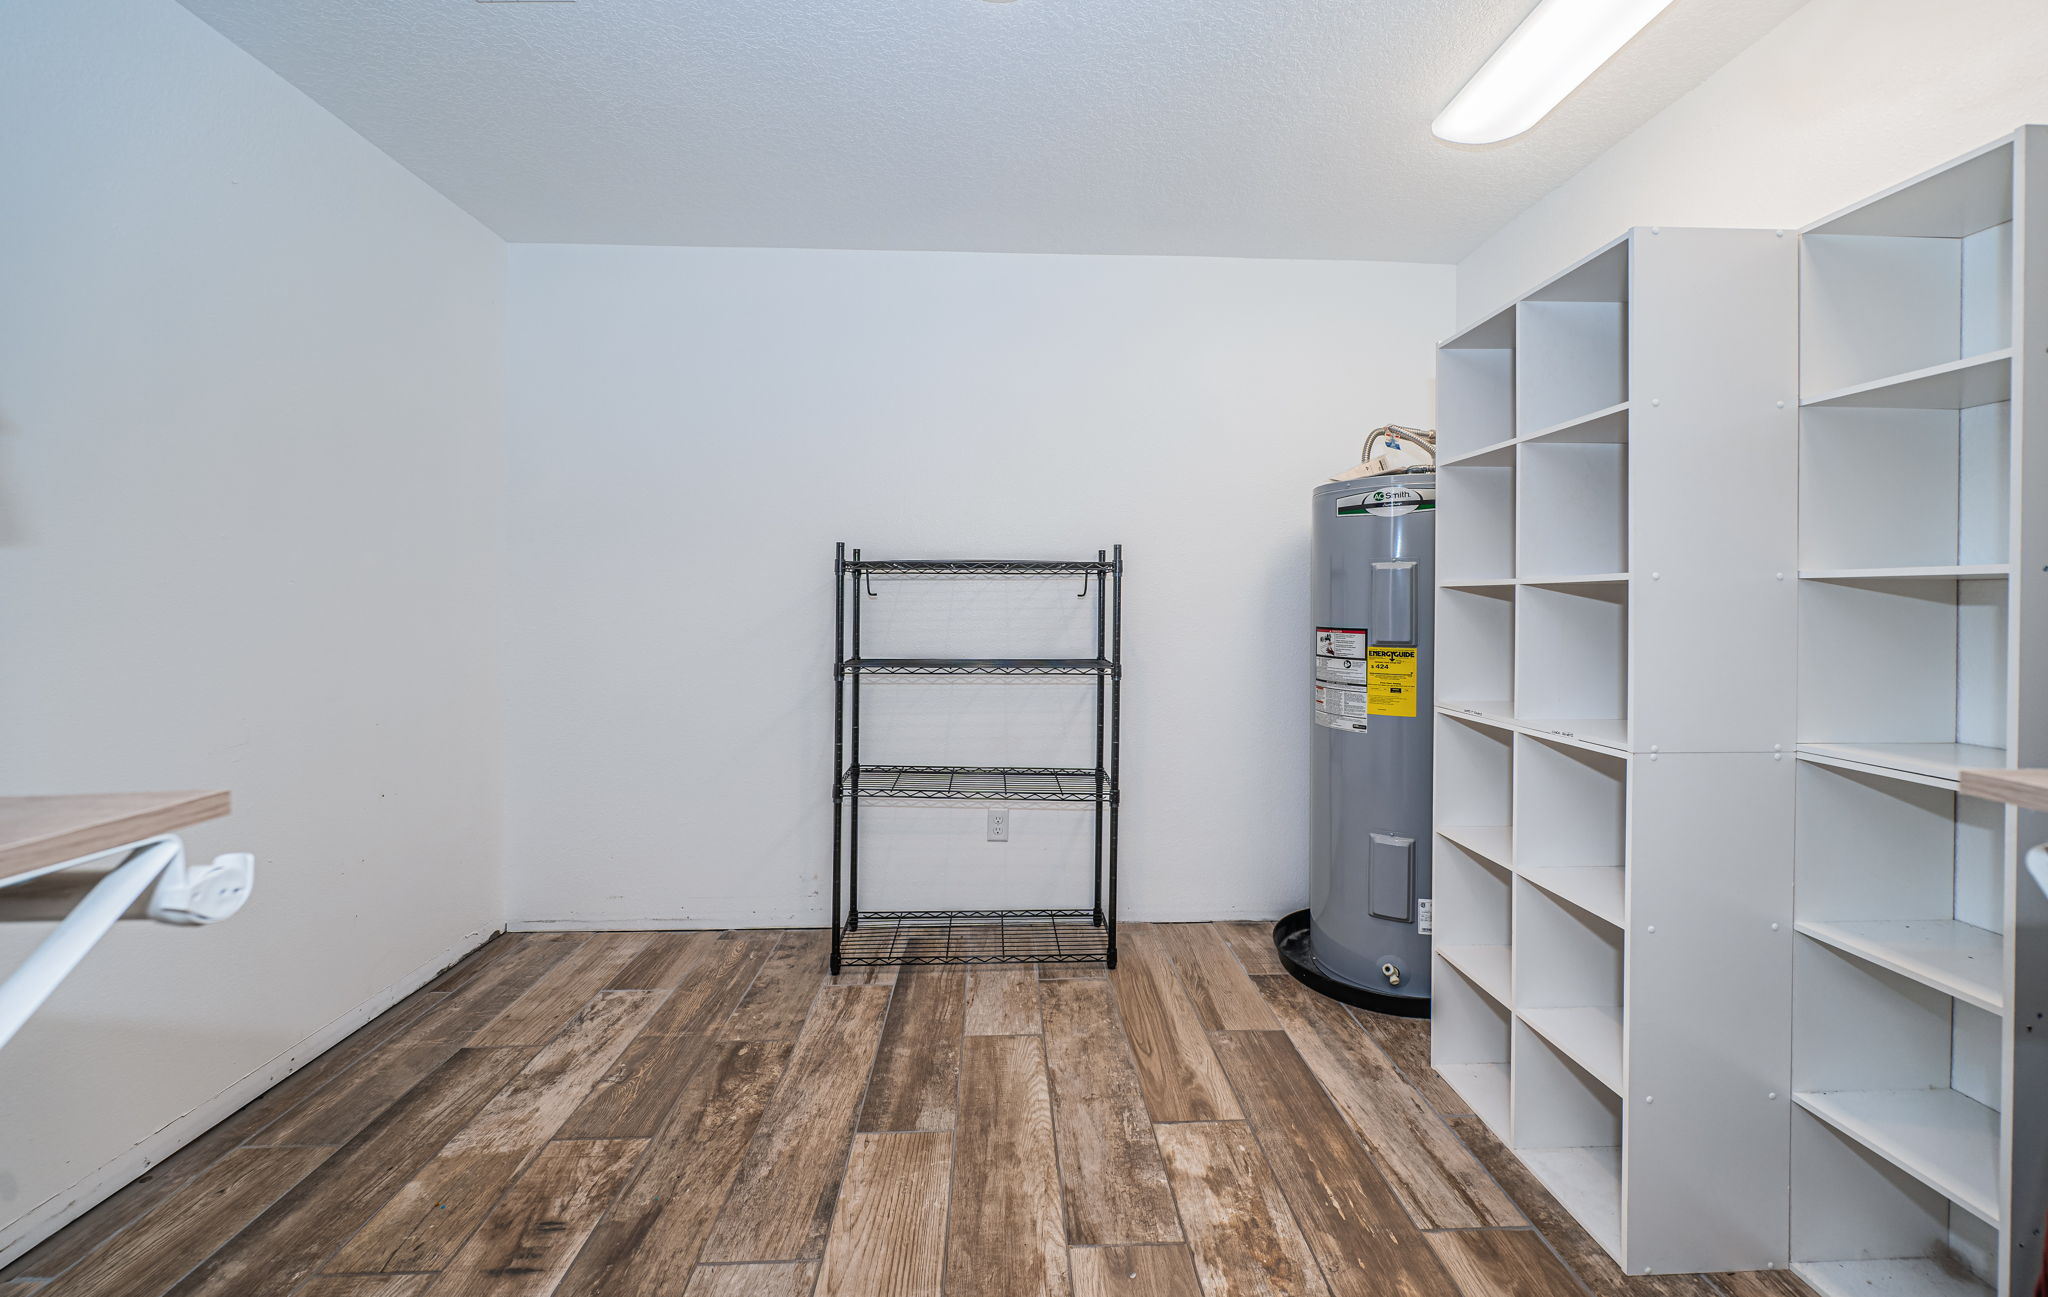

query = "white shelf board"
[[1438, 825, 1512, 869], [1793, 1088, 2001, 1226], [1519, 717, 1630, 755], [1801, 350, 2012, 411], [1519, 1005, 1623, 1095], [1438, 945, 1513, 1008], [1439, 437, 1518, 467], [1796, 742, 2008, 788], [1522, 402, 1629, 445], [1520, 867, 1624, 929], [1794, 919, 2004, 1014], [1795, 1259, 1992, 1297], [1521, 573, 1630, 589], [1437, 1062, 1511, 1140], [1519, 1145, 1622, 1260], [1800, 565, 2010, 583], [1524, 233, 1630, 304], [1802, 135, 2013, 240], [1441, 304, 1516, 350], [1438, 702, 1516, 732], [1441, 577, 1518, 591]]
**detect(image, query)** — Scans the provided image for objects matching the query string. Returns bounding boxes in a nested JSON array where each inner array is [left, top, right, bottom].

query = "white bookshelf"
[[1791, 129, 2048, 1297], [1431, 227, 1800, 1275]]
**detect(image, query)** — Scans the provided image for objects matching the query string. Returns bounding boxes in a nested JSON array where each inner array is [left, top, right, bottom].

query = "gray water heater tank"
[[1277, 472, 1434, 1016]]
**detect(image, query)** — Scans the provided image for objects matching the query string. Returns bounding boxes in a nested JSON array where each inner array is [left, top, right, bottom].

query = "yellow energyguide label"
[[1366, 646, 1418, 717]]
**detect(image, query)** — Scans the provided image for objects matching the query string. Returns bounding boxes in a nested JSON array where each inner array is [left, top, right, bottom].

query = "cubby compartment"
[[1792, 1108, 1998, 1297], [1439, 305, 1517, 461], [1793, 938, 2003, 1230], [1434, 956, 1514, 1140], [1797, 575, 2009, 778], [1436, 838, 1513, 1008], [1513, 1020, 1624, 1258], [1514, 881, 1623, 1094], [1437, 586, 1514, 721], [1517, 242, 1628, 436], [1800, 143, 2014, 402], [1436, 713, 1513, 866], [1518, 425, 1628, 582], [1799, 403, 2011, 573], [1438, 447, 1516, 583], [1795, 759, 2005, 1011], [1516, 581, 1628, 750], [1514, 734, 1625, 928]]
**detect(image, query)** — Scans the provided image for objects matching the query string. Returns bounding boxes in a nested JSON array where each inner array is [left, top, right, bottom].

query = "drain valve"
[[1380, 961, 1404, 987]]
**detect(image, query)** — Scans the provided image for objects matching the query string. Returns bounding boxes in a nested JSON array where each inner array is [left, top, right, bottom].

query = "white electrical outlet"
[[987, 809, 1010, 842]]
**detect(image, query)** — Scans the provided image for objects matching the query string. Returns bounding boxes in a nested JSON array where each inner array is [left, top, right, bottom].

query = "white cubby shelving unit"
[[1432, 228, 1801, 1275], [1791, 129, 2048, 1297]]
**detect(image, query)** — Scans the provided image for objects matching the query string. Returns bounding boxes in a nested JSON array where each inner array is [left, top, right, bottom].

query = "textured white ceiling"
[[176, 0, 1810, 261]]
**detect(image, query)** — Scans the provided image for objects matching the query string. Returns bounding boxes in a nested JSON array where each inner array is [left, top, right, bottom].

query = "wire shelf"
[[840, 765, 1108, 801], [838, 909, 1108, 966], [844, 657, 1115, 677], [844, 559, 1112, 576], [832, 542, 1121, 972]]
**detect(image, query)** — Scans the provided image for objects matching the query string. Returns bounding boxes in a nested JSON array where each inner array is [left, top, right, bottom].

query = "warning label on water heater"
[[1315, 655, 1369, 685], [1367, 646, 1419, 717], [1315, 627, 1367, 659], [1314, 682, 1371, 732]]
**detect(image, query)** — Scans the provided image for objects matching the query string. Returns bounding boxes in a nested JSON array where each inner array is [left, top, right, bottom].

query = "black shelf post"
[[831, 543, 845, 974], [829, 545, 1122, 970]]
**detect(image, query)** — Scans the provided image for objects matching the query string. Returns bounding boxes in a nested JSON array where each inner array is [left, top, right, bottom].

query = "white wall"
[[504, 246, 1452, 929], [1458, 0, 2048, 319], [0, 0, 505, 1259]]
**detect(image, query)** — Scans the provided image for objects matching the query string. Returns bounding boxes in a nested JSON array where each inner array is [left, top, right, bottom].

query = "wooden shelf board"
[[1437, 945, 1513, 1008], [1518, 1145, 1621, 1261], [1793, 1088, 2001, 1226], [1437, 1062, 1511, 1141], [1801, 350, 2012, 411], [1794, 1259, 1992, 1297], [1519, 1006, 1623, 1095], [1437, 825, 1512, 869], [1520, 402, 1629, 445], [1438, 702, 1516, 732], [1799, 564, 2010, 583], [1960, 766, 2048, 813], [1519, 867, 1624, 929], [0, 792, 232, 884], [1795, 918, 2003, 1014]]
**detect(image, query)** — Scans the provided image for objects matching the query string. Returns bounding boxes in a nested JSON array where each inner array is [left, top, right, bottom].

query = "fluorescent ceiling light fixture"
[[1433, 0, 1677, 144]]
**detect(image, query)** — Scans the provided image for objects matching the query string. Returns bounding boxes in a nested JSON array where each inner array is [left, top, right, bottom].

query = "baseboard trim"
[[507, 909, 1287, 932], [0, 925, 499, 1267]]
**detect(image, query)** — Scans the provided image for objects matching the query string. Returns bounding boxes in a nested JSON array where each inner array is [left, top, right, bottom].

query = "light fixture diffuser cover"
[[1433, 0, 1678, 145]]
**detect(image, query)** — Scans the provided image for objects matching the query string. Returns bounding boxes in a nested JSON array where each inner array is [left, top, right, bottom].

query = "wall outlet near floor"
[[987, 809, 1010, 841]]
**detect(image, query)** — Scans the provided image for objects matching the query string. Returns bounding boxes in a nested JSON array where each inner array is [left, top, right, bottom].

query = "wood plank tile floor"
[[2, 925, 1816, 1297]]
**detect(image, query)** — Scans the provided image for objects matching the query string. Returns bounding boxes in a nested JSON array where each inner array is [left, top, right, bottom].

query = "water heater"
[[1276, 472, 1435, 1016]]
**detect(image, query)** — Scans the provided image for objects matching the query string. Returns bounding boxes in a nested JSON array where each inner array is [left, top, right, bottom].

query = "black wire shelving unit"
[[830, 545, 1123, 972]]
